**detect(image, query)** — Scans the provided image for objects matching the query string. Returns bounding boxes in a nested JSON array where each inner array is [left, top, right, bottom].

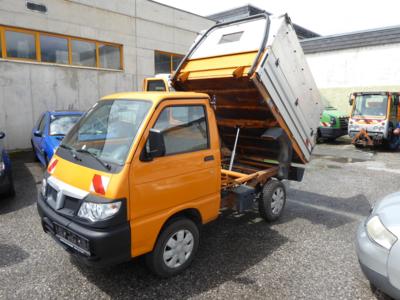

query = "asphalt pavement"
[[0, 140, 398, 299]]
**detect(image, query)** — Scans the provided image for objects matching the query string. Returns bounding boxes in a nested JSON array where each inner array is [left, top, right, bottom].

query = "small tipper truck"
[[37, 14, 323, 277]]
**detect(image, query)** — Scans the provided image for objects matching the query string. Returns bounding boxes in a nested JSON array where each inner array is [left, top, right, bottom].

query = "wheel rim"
[[163, 229, 194, 269], [271, 187, 285, 215]]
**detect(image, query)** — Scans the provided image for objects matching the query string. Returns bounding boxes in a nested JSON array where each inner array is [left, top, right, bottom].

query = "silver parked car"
[[356, 192, 400, 299]]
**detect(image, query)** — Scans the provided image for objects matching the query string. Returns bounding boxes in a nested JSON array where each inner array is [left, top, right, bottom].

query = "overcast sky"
[[154, 0, 400, 36]]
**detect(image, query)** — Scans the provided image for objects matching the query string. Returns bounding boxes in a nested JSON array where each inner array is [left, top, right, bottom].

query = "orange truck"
[[348, 92, 400, 147], [37, 14, 322, 277]]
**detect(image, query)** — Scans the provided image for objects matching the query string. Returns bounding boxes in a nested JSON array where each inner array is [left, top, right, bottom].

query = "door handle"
[[204, 155, 214, 162]]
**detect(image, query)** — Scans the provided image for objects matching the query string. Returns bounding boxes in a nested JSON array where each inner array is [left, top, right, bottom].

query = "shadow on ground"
[[285, 189, 371, 229], [0, 243, 29, 268], [75, 211, 288, 299], [0, 151, 41, 214], [74, 188, 370, 299]]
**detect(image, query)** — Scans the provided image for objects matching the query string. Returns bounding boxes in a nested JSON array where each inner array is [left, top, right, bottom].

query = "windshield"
[[62, 99, 151, 166], [353, 94, 388, 118], [49, 115, 81, 136]]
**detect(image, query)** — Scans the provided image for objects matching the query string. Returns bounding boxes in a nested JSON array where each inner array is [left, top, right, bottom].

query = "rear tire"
[[258, 180, 286, 222], [146, 218, 199, 278], [31, 141, 39, 162]]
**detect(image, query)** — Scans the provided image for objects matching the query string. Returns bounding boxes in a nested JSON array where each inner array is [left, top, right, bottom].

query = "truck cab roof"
[[101, 91, 209, 105]]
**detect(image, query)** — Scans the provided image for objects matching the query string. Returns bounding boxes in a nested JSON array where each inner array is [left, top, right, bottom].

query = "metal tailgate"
[[254, 16, 322, 161]]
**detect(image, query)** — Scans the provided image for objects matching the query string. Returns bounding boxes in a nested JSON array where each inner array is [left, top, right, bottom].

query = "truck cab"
[[318, 107, 349, 141], [348, 92, 399, 146], [142, 74, 172, 92]]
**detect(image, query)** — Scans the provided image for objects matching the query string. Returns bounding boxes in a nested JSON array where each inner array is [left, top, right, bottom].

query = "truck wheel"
[[146, 218, 199, 278], [258, 180, 286, 222]]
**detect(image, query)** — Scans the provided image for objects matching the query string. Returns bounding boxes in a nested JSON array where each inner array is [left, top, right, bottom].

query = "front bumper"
[[349, 131, 385, 143], [37, 194, 131, 267], [356, 223, 400, 299], [319, 127, 348, 139]]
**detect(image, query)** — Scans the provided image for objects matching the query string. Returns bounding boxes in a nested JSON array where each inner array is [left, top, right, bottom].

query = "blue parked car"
[[0, 131, 15, 197], [31, 111, 83, 166]]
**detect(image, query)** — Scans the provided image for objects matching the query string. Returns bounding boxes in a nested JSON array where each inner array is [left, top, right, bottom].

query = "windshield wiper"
[[59, 144, 81, 161], [76, 148, 111, 171]]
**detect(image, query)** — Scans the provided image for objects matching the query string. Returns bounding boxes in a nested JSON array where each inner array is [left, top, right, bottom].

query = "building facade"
[[301, 27, 400, 114], [0, 0, 214, 150]]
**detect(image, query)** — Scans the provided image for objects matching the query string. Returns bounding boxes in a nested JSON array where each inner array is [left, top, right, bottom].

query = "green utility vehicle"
[[318, 107, 349, 141]]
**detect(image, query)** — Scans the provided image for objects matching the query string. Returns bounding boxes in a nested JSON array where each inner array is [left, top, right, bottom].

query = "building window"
[[40, 35, 68, 64], [71, 39, 96, 67], [155, 51, 184, 74], [0, 25, 123, 70], [99, 44, 121, 69], [5, 30, 36, 60]]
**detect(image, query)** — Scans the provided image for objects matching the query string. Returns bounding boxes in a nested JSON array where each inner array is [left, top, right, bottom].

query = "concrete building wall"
[[0, 0, 214, 150], [305, 43, 400, 114]]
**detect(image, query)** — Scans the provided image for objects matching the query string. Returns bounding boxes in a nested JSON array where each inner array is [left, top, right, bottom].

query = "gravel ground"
[[0, 140, 399, 300]]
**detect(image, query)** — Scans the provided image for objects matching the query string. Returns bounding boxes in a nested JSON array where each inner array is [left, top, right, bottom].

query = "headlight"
[[41, 178, 47, 196], [78, 201, 121, 222], [366, 215, 397, 250], [329, 116, 337, 126]]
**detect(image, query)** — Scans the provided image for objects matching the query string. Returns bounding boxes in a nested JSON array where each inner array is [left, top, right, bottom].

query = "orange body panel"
[[178, 51, 258, 80], [129, 98, 221, 256]]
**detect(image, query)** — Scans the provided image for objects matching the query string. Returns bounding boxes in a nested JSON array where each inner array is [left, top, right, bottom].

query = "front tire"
[[258, 180, 286, 222], [146, 218, 199, 277]]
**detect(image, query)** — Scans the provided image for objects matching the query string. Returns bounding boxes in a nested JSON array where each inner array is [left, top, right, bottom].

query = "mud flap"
[[261, 127, 293, 179]]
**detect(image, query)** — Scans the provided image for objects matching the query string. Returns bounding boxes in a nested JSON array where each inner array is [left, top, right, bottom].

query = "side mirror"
[[34, 130, 42, 137], [349, 93, 355, 106], [0, 132, 5, 139], [145, 129, 165, 160]]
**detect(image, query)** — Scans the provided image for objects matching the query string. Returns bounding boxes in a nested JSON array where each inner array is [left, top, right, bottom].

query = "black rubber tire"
[[6, 178, 15, 198], [2, 175, 15, 198], [31, 141, 39, 161], [355, 144, 364, 149], [146, 218, 199, 278], [258, 180, 286, 222]]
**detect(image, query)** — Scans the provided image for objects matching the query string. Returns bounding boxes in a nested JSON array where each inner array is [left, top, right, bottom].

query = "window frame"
[[70, 38, 97, 68], [152, 104, 210, 157], [98, 42, 122, 70], [39, 33, 69, 65], [154, 50, 184, 74], [0, 25, 123, 70], [3, 27, 38, 61]]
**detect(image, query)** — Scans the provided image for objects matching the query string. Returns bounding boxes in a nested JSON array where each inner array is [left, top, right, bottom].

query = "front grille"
[[45, 184, 80, 215], [339, 117, 348, 130], [64, 196, 80, 211]]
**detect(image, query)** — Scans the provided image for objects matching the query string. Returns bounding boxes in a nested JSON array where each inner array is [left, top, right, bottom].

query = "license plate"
[[53, 223, 91, 256]]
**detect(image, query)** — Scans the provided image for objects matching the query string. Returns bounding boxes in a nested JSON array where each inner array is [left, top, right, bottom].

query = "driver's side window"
[[153, 105, 209, 155]]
